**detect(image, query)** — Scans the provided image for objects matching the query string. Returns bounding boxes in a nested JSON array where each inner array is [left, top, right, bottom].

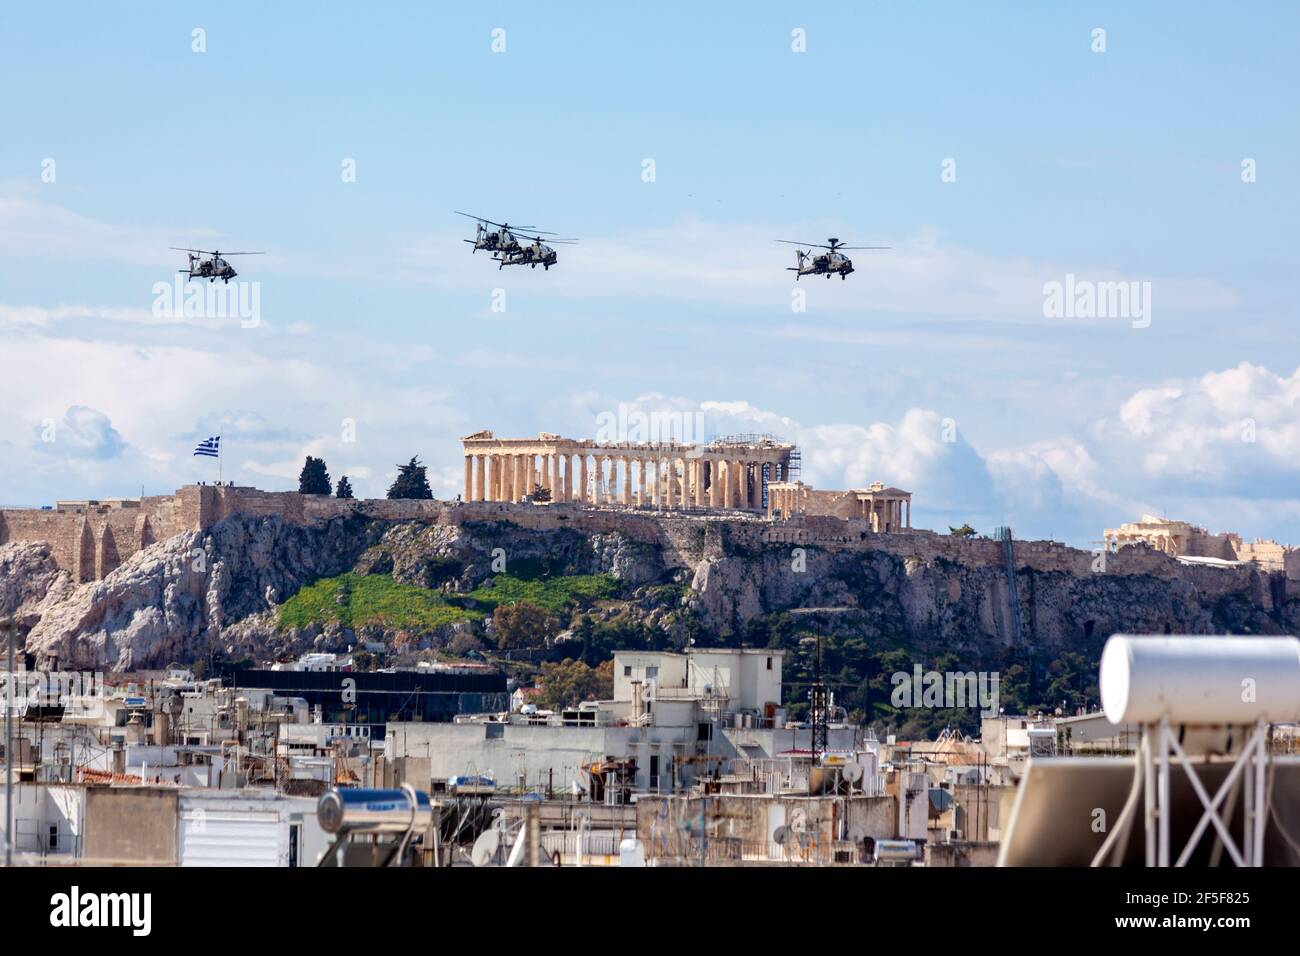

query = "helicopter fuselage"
[[498, 242, 558, 270], [468, 225, 524, 255], [182, 256, 238, 283], [790, 250, 854, 280]]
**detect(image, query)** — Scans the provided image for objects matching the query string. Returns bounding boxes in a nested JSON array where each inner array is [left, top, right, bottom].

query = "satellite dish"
[[842, 762, 864, 784], [773, 825, 790, 846], [471, 828, 501, 868]]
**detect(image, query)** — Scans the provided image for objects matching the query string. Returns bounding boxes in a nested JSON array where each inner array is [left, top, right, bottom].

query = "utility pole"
[[4, 619, 13, 867]]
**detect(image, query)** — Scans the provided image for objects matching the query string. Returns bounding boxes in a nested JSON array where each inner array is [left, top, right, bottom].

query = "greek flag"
[[193, 436, 221, 458]]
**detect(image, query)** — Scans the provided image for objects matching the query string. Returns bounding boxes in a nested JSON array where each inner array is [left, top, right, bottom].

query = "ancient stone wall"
[[0, 483, 1277, 595]]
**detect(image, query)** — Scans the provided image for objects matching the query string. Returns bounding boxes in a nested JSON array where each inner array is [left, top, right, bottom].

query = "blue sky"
[[1, 2, 1297, 546]]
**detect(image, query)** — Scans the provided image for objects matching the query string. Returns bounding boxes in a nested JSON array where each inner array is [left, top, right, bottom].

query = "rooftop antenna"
[[810, 635, 828, 759]]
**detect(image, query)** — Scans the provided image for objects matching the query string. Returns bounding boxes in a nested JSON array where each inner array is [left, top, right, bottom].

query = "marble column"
[[579, 455, 590, 504], [638, 458, 648, 506], [550, 453, 561, 501], [905, 499, 911, 529], [664, 459, 674, 509]]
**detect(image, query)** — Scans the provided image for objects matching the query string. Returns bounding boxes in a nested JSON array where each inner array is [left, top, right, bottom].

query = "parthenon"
[[461, 431, 796, 511], [460, 431, 915, 532]]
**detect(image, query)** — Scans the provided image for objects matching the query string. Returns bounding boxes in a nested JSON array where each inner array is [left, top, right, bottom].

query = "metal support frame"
[[4, 620, 12, 868], [1143, 718, 1269, 867]]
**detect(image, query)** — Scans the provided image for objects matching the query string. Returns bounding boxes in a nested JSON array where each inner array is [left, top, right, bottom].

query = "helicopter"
[[455, 212, 555, 257], [775, 237, 889, 280], [172, 247, 264, 283], [495, 231, 578, 270]]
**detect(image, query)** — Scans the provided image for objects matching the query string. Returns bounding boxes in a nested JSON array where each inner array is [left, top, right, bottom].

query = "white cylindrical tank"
[[619, 838, 646, 867], [1100, 635, 1300, 725]]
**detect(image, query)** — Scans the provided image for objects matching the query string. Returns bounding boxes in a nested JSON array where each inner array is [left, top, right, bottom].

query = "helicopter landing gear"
[[840, 273, 847, 280]]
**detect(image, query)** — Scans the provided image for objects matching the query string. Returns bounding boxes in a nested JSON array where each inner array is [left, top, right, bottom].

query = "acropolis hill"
[[2, 431, 1299, 672]]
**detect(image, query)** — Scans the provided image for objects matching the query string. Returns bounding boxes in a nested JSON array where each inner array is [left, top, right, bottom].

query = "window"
[[697, 722, 713, 742], [48, 825, 58, 850], [623, 666, 632, 677], [646, 666, 658, 680], [289, 824, 301, 868], [766, 656, 772, 670], [649, 755, 660, 790]]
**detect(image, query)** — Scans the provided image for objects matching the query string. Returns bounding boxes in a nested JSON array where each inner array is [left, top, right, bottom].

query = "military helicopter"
[[171, 247, 264, 283], [496, 231, 579, 270], [776, 237, 889, 280], [455, 212, 555, 257]]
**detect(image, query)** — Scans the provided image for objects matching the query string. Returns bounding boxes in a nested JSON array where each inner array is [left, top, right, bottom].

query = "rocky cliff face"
[[11, 514, 375, 669], [5, 512, 1295, 670]]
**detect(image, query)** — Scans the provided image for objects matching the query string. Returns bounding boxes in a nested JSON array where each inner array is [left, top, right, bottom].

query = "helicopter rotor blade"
[[455, 211, 509, 229], [170, 247, 216, 255], [455, 213, 563, 235], [216, 251, 265, 256], [775, 239, 831, 250], [517, 233, 578, 243]]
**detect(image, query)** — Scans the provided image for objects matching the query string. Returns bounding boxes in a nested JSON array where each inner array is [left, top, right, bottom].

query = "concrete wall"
[[927, 842, 999, 867], [0, 784, 84, 859], [384, 720, 703, 792], [83, 787, 179, 865]]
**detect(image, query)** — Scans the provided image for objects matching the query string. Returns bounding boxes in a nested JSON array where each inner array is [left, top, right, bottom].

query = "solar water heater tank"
[[1100, 635, 1300, 725]]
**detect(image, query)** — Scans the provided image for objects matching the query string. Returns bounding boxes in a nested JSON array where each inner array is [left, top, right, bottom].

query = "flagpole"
[[219, 439, 223, 485]]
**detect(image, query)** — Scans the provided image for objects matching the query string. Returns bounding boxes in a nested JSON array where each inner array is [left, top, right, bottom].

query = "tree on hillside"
[[949, 523, 977, 538], [493, 601, 551, 650], [298, 456, 332, 495], [530, 483, 551, 503], [336, 476, 354, 499], [387, 456, 433, 499], [537, 658, 614, 710]]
